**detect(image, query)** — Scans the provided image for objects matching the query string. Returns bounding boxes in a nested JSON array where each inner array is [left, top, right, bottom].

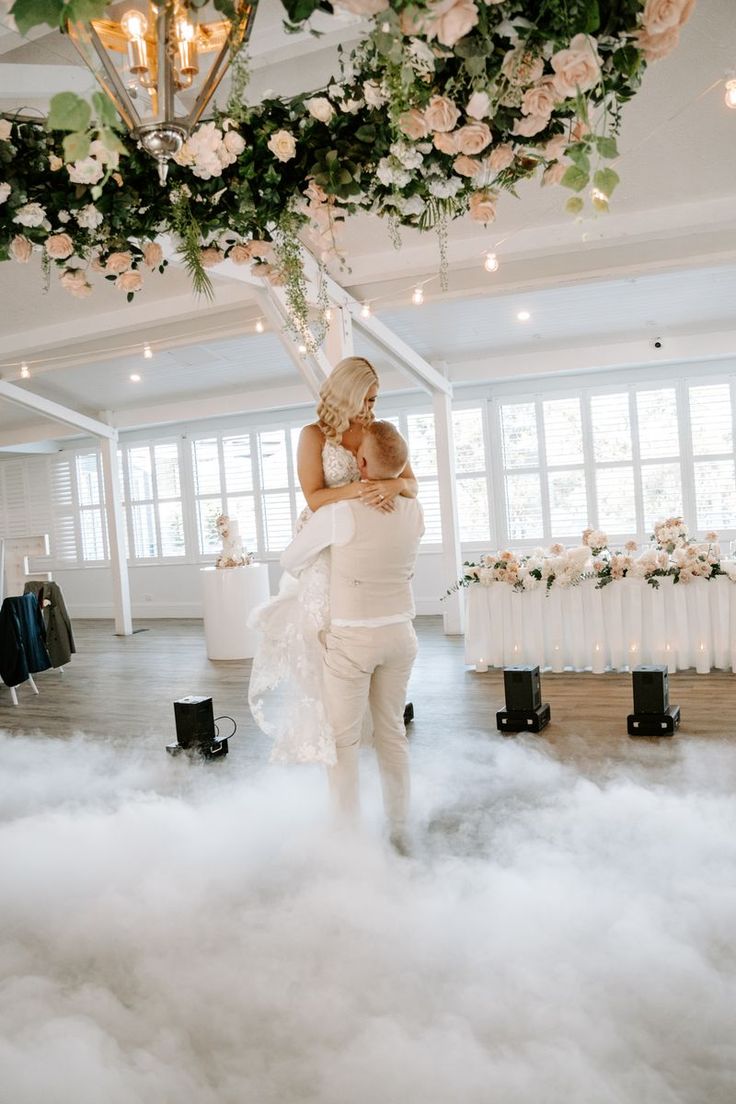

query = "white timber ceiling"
[[0, 0, 735, 447]]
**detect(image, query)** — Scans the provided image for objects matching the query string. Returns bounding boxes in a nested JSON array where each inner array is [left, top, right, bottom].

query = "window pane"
[[80, 508, 105, 560], [590, 393, 632, 461], [457, 477, 490, 542], [690, 385, 732, 456], [128, 447, 153, 502], [500, 403, 538, 469], [223, 435, 253, 493], [193, 439, 221, 495], [453, 408, 485, 473], [198, 498, 223, 555], [417, 479, 442, 543], [227, 495, 258, 553], [76, 453, 101, 506], [544, 398, 583, 466], [406, 414, 437, 477], [693, 460, 736, 529], [262, 491, 293, 551], [259, 430, 289, 490], [154, 443, 180, 498], [596, 467, 637, 533], [505, 473, 543, 540], [548, 469, 588, 536], [159, 502, 185, 557], [131, 502, 158, 558], [641, 462, 683, 530], [637, 389, 679, 459]]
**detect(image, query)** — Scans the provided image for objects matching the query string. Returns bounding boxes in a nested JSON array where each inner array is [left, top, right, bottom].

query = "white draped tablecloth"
[[464, 575, 736, 674]]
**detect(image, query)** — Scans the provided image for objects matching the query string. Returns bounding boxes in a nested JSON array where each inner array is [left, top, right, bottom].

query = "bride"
[[248, 356, 418, 765]]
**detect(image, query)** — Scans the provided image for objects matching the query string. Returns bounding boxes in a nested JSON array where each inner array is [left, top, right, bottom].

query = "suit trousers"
[[322, 621, 417, 830]]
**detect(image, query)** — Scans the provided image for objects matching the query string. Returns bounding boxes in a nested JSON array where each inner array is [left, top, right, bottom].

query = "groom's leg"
[[368, 622, 418, 832], [323, 628, 374, 824]]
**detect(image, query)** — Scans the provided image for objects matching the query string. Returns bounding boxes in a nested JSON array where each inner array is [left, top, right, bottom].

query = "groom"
[[280, 420, 424, 845]]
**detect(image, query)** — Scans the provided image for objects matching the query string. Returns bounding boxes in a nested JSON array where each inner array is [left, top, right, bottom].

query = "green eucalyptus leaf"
[[593, 167, 620, 197], [596, 135, 618, 159], [62, 130, 90, 161], [48, 92, 91, 133], [561, 164, 589, 192]]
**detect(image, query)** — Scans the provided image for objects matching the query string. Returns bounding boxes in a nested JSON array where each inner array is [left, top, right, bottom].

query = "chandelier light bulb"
[[255, 319, 264, 334], [517, 309, 531, 322], [412, 286, 424, 306], [725, 79, 736, 109], [121, 9, 148, 40], [143, 342, 153, 359], [483, 251, 499, 273], [20, 362, 30, 379], [360, 302, 371, 319]]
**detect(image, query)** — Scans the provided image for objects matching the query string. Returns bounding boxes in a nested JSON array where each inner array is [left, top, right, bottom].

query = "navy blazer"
[[0, 593, 52, 688]]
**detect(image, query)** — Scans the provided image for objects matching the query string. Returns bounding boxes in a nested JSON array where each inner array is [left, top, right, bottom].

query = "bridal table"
[[464, 574, 736, 674]]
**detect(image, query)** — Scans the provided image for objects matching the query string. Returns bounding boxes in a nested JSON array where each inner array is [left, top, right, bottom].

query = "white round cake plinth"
[[200, 564, 270, 660]]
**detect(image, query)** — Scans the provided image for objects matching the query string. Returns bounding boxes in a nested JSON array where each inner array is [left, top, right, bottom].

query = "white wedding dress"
[[248, 439, 360, 765]]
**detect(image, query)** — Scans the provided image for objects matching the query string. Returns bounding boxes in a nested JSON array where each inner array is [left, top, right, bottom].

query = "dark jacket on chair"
[[24, 580, 76, 668], [0, 594, 52, 688]]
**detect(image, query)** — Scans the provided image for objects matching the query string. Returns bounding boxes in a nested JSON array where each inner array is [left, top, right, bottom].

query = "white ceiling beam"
[[112, 380, 313, 431], [0, 63, 95, 97], [0, 379, 115, 437], [256, 286, 322, 397]]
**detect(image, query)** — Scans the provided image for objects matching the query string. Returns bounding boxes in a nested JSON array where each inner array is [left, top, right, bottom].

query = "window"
[[257, 429, 296, 553], [590, 392, 636, 534], [452, 408, 491, 544], [403, 412, 441, 544], [75, 452, 107, 561], [689, 383, 736, 529], [122, 441, 185, 560]]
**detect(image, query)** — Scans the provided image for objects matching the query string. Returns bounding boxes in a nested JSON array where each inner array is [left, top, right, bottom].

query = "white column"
[[99, 433, 133, 636], [433, 388, 464, 635]]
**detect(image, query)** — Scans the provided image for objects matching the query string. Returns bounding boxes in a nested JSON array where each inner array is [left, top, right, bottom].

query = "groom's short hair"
[[364, 420, 409, 477]]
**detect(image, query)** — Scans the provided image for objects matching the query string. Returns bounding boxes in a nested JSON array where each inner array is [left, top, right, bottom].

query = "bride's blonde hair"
[[316, 356, 379, 443]]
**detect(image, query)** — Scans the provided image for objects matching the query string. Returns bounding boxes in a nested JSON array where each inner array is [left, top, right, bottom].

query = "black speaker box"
[[174, 695, 215, 749], [627, 705, 680, 737], [496, 703, 551, 733], [503, 666, 542, 712], [632, 666, 669, 713]]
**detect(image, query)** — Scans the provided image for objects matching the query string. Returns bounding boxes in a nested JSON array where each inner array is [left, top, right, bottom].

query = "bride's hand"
[[358, 479, 399, 511]]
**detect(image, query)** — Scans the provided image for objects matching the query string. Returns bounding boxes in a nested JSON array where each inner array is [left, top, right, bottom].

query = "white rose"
[[341, 98, 364, 114], [363, 81, 387, 109], [0, 182, 10, 204], [466, 91, 491, 119], [551, 33, 602, 99], [305, 97, 335, 124], [89, 139, 119, 168], [13, 202, 47, 228], [68, 157, 105, 185], [223, 130, 245, 156], [0, 119, 11, 141], [267, 129, 297, 162], [76, 204, 104, 230]]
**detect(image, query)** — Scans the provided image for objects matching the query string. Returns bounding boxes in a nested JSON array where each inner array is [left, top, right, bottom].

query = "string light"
[[129, 373, 141, 382], [20, 362, 30, 379], [483, 251, 499, 273], [517, 309, 531, 322], [298, 343, 307, 355], [360, 302, 371, 319], [324, 307, 333, 323], [412, 286, 424, 306], [143, 342, 153, 359], [724, 78, 736, 109], [255, 319, 264, 334]]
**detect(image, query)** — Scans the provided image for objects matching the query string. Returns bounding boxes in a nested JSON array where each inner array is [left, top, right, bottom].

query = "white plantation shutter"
[[693, 460, 736, 529], [590, 393, 637, 534], [404, 413, 441, 544], [689, 384, 736, 529], [590, 393, 633, 461], [1, 463, 27, 537], [192, 437, 222, 555], [641, 462, 683, 531], [500, 402, 538, 469], [452, 408, 490, 543], [258, 429, 294, 552], [49, 455, 78, 562], [75, 451, 107, 562], [596, 466, 637, 533], [689, 384, 732, 456], [637, 388, 679, 459], [543, 398, 584, 466], [505, 472, 543, 540], [548, 470, 587, 536], [543, 399, 588, 538]]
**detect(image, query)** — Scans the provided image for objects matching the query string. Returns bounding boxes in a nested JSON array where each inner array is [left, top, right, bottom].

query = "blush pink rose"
[[10, 235, 32, 263], [142, 242, 163, 268], [106, 251, 133, 274], [488, 144, 515, 171], [453, 155, 482, 177], [501, 47, 544, 87], [455, 121, 492, 155], [115, 271, 143, 293], [521, 77, 558, 118], [398, 109, 430, 141], [551, 34, 602, 98], [643, 0, 695, 33], [544, 133, 568, 160], [229, 243, 254, 264], [200, 247, 224, 268], [433, 130, 461, 155], [635, 25, 680, 60], [45, 233, 75, 260], [399, 5, 426, 34], [422, 0, 479, 48], [59, 268, 92, 298], [424, 95, 461, 132], [542, 162, 566, 186], [468, 191, 497, 223], [512, 113, 550, 137]]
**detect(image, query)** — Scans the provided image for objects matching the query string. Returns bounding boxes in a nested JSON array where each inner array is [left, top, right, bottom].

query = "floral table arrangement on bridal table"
[[459, 520, 736, 674]]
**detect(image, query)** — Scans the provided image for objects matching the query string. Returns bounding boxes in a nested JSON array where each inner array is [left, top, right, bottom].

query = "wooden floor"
[[2, 617, 734, 774]]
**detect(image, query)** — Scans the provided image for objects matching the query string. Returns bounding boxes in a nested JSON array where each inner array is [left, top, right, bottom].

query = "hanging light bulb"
[[120, 9, 149, 76], [255, 319, 264, 334], [725, 78, 736, 109], [143, 342, 153, 359], [130, 373, 142, 382], [483, 251, 499, 273], [412, 286, 424, 306], [298, 343, 307, 355], [517, 310, 531, 322], [323, 307, 333, 323], [360, 302, 371, 319], [20, 362, 30, 379]]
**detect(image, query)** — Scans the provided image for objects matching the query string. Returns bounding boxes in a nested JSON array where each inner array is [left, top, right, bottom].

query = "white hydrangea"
[[376, 159, 412, 188], [76, 204, 104, 229], [407, 38, 436, 77], [390, 142, 424, 170], [13, 202, 47, 227], [401, 195, 426, 217], [67, 157, 105, 186], [58, 210, 71, 223], [427, 176, 463, 198]]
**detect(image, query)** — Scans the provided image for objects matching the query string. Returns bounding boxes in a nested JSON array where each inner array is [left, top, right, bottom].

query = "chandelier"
[[67, 0, 257, 183]]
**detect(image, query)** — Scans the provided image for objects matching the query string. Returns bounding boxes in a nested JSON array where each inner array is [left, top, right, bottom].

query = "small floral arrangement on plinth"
[[652, 516, 689, 553]]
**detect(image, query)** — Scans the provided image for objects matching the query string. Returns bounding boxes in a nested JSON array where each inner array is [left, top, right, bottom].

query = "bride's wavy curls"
[[317, 357, 379, 443]]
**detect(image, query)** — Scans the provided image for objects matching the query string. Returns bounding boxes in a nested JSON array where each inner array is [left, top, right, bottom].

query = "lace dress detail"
[[247, 440, 359, 765]]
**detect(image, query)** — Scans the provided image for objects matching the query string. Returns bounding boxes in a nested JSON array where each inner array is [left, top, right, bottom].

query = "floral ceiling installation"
[[0, 0, 696, 326]]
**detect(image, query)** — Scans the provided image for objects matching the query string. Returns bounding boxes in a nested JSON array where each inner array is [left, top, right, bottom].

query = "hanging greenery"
[[0, 0, 695, 338]]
